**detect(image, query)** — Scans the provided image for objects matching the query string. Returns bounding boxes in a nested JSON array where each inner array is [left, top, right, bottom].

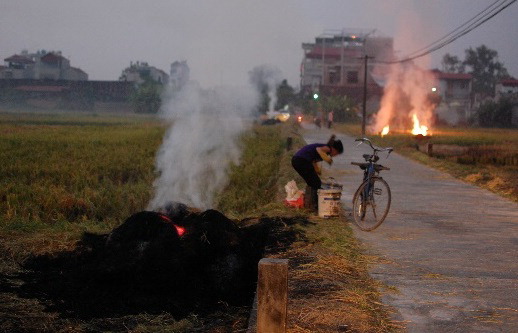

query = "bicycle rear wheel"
[[352, 177, 391, 231]]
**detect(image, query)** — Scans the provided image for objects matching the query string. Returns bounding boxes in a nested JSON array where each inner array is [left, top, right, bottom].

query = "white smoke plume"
[[147, 82, 258, 211], [371, 6, 439, 134]]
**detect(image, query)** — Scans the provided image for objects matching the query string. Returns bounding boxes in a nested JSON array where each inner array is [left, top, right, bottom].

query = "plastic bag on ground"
[[284, 180, 304, 208]]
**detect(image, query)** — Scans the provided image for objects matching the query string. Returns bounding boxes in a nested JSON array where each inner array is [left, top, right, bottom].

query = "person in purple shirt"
[[291, 135, 343, 211]]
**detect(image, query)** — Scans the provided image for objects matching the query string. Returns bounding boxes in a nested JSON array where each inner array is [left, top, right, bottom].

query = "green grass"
[[217, 120, 306, 217], [0, 112, 166, 232], [216, 126, 286, 216]]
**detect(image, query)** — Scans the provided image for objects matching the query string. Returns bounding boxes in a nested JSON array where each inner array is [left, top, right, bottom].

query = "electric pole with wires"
[[361, 55, 374, 136]]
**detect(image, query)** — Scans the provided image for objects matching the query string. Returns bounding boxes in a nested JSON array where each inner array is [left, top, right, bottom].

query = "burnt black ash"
[[13, 203, 309, 320]]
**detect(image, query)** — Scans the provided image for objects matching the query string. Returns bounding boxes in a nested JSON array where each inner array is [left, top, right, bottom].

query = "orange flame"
[[381, 126, 390, 137], [411, 114, 428, 136]]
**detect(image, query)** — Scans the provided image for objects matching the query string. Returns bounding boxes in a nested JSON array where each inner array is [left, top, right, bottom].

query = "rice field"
[[0, 112, 395, 332], [0, 112, 166, 231]]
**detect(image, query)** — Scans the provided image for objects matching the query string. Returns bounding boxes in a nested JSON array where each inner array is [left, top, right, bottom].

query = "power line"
[[382, 0, 517, 64], [405, 0, 505, 58]]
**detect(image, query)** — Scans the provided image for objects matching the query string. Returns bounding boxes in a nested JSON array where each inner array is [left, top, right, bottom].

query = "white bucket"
[[322, 177, 342, 191], [317, 189, 342, 218]]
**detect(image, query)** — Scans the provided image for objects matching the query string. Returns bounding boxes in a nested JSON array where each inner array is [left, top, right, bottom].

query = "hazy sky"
[[1, 0, 517, 88]]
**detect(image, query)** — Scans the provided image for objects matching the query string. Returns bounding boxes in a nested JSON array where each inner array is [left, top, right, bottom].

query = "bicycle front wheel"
[[352, 177, 391, 231]]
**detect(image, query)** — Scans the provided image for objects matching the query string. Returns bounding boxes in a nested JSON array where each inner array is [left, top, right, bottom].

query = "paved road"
[[302, 127, 518, 332]]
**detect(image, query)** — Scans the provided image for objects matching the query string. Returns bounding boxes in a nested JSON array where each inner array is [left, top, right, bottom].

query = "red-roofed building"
[[301, 29, 393, 92], [431, 69, 473, 124], [496, 79, 518, 100], [300, 29, 394, 115], [1, 54, 35, 79], [1, 50, 87, 81], [431, 70, 472, 99], [4, 54, 35, 66]]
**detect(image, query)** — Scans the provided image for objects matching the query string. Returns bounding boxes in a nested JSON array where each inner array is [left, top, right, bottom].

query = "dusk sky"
[[1, 0, 517, 88]]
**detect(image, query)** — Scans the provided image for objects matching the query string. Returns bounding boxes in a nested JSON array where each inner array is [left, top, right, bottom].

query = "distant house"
[[495, 79, 518, 100], [66, 67, 89, 81], [300, 28, 392, 107], [1, 54, 35, 79], [431, 69, 473, 124], [170, 60, 190, 90], [119, 61, 169, 85], [0, 50, 88, 81]]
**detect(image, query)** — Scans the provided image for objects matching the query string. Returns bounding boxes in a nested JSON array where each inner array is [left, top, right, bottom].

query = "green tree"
[[463, 45, 509, 98], [274, 79, 295, 110], [321, 95, 358, 122], [472, 96, 517, 128], [131, 81, 162, 114], [441, 53, 465, 73]]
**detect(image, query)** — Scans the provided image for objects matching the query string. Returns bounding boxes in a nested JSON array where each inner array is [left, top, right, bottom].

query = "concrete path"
[[302, 127, 518, 332]]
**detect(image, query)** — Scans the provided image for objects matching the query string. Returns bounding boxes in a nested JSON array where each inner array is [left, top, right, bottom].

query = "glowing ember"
[[411, 114, 428, 136], [381, 126, 390, 137], [174, 225, 186, 236]]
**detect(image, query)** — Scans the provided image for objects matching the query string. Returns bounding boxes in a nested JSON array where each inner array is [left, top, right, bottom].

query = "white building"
[[119, 61, 169, 85], [495, 79, 518, 100], [431, 70, 473, 124], [1, 50, 88, 81], [170, 61, 190, 90]]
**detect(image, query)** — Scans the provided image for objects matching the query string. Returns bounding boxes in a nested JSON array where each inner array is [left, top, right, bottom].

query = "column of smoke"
[[249, 64, 282, 112], [371, 7, 439, 134], [371, 61, 438, 134], [147, 82, 258, 211]]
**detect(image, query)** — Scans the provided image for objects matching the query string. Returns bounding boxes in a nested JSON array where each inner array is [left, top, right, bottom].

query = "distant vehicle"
[[266, 110, 290, 123]]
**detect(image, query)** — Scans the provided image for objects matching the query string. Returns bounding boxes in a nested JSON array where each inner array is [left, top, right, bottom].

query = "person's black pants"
[[291, 156, 321, 209]]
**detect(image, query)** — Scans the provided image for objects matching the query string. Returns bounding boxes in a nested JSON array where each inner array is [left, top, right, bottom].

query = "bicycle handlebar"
[[355, 138, 393, 155]]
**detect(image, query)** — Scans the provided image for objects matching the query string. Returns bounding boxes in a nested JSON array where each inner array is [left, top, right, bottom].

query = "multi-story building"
[[1, 50, 88, 81], [495, 79, 518, 126], [495, 79, 518, 100], [119, 61, 169, 85], [300, 29, 394, 103], [170, 61, 190, 91], [431, 69, 473, 124]]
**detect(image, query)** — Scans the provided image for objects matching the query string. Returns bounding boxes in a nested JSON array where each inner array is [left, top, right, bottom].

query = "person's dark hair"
[[327, 134, 343, 154], [327, 134, 336, 145]]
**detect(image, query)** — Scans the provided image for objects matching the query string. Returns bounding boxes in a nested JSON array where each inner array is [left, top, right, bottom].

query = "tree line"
[[441, 44, 516, 128]]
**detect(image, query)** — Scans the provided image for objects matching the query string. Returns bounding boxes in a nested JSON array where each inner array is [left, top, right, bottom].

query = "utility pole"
[[361, 55, 374, 137]]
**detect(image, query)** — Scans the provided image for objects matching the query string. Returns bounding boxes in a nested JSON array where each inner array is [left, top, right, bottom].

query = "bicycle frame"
[[353, 138, 392, 182], [351, 138, 393, 230], [359, 156, 380, 218]]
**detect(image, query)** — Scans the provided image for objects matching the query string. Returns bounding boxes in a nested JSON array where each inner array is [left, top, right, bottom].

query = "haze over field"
[[2, 0, 516, 209], [1, 0, 517, 88]]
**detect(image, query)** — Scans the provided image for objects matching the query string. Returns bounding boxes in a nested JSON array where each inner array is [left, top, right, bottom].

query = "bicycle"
[[351, 138, 393, 231]]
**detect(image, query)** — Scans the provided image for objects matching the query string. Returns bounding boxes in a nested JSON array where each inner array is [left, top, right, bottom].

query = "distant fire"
[[378, 115, 432, 137], [381, 126, 390, 137], [411, 114, 429, 136], [371, 60, 437, 139]]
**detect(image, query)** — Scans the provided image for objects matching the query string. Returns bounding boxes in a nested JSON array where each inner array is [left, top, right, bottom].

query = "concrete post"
[[257, 258, 288, 333]]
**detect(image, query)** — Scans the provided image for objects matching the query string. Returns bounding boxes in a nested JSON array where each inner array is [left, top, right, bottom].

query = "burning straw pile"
[[17, 203, 304, 319]]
